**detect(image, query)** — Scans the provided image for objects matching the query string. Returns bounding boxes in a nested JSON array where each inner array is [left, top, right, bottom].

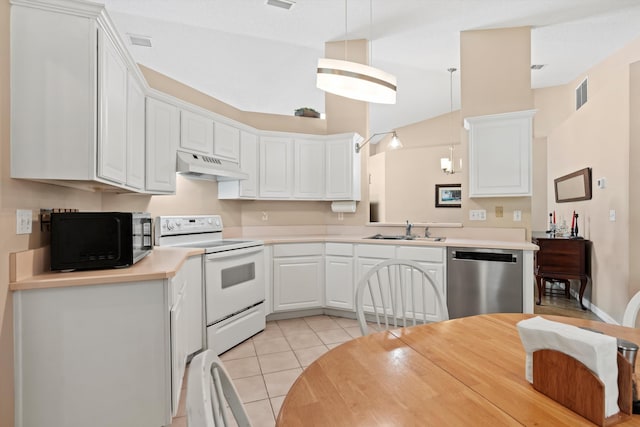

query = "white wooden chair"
[[622, 290, 640, 327], [187, 350, 252, 427], [355, 259, 449, 336]]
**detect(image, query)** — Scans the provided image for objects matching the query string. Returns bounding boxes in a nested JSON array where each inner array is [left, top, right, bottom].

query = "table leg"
[[536, 275, 542, 305], [578, 278, 588, 310]]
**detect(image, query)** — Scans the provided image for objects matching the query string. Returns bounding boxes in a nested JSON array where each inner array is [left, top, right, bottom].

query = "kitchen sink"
[[365, 234, 411, 240], [415, 237, 446, 242], [364, 234, 446, 242]]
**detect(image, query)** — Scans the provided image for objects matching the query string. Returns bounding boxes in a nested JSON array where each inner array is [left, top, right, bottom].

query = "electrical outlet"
[[337, 212, 344, 221], [513, 210, 522, 222], [495, 206, 503, 218], [609, 209, 616, 222], [17, 209, 33, 234], [469, 209, 486, 221], [261, 211, 268, 221]]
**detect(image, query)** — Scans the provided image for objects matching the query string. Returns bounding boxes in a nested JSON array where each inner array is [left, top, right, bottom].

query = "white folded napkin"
[[517, 316, 619, 417]]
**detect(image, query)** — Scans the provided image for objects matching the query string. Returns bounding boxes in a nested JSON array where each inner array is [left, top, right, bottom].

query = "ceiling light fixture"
[[441, 67, 458, 175], [265, 0, 295, 10], [355, 131, 402, 154], [316, 0, 396, 104]]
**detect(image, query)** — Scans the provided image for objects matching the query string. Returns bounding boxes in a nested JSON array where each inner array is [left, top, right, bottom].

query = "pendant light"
[[441, 67, 457, 174], [316, 0, 396, 104]]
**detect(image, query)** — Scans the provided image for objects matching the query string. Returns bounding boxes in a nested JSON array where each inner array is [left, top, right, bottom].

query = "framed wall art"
[[435, 184, 461, 208]]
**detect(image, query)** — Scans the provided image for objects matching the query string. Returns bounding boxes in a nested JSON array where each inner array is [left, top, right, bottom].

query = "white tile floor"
[[170, 315, 363, 427]]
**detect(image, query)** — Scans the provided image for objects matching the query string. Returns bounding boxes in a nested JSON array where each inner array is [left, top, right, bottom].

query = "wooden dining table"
[[276, 313, 640, 426]]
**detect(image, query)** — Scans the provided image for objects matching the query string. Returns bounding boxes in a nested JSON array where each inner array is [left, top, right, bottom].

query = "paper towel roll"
[[331, 201, 356, 213]]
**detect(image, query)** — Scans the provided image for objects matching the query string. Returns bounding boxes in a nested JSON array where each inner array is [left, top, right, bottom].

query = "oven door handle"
[[205, 245, 264, 260]]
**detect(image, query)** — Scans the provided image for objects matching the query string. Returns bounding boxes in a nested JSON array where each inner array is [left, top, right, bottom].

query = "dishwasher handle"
[[451, 251, 517, 263]]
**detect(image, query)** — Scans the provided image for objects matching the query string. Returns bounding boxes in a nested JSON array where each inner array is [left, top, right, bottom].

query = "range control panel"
[[155, 215, 223, 237]]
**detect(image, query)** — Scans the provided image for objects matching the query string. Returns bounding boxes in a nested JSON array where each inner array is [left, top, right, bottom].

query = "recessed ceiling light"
[[531, 64, 545, 70], [128, 34, 152, 48], [266, 0, 295, 10]]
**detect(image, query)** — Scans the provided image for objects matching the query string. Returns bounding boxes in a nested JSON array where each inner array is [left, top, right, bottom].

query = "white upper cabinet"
[[213, 122, 240, 162], [259, 136, 293, 198], [180, 110, 214, 155], [98, 29, 128, 185], [464, 110, 536, 197], [10, 0, 149, 193], [294, 139, 325, 199], [126, 74, 146, 190], [218, 130, 259, 199], [326, 134, 361, 201], [10, 5, 98, 182], [146, 98, 179, 194]]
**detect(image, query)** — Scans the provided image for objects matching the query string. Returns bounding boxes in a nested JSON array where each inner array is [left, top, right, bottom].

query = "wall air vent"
[[530, 64, 545, 70], [128, 34, 152, 48], [576, 77, 588, 110], [266, 0, 295, 10]]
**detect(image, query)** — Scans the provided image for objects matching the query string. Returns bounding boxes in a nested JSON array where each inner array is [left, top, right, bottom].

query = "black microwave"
[[50, 212, 153, 271]]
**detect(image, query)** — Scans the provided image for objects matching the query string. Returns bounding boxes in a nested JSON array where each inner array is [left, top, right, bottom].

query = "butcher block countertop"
[[9, 246, 204, 292]]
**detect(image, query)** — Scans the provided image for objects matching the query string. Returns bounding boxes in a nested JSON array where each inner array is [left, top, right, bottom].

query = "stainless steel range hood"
[[176, 150, 248, 181]]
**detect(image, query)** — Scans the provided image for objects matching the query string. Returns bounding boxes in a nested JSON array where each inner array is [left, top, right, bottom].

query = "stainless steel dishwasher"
[[447, 247, 523, 319]]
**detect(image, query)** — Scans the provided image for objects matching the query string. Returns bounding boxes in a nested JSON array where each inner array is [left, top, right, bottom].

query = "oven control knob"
[[166, 220, 176, 231], [207, 218, 213, 224], [214, 218, 221, 226]]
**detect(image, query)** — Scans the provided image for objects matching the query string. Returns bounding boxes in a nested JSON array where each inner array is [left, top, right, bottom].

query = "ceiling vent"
[[128, 34, 152, 48], [576, 77, 588, 110], [530, 64, 545, 70], [266, 0, 295, 10]]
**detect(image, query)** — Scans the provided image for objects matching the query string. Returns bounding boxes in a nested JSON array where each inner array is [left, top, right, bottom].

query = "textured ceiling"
[[101, 0, 640, 133]]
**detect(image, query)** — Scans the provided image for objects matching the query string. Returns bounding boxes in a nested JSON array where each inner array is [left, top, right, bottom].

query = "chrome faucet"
[[424, 226, 431, 238], [405, 220, 413, 237]]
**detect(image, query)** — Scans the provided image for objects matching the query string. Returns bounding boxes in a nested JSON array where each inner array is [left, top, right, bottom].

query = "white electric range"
[[155, 215, 265, 355]]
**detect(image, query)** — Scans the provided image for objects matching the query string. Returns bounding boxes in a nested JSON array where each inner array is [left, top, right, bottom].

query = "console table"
[[532, 233, 591, 310]]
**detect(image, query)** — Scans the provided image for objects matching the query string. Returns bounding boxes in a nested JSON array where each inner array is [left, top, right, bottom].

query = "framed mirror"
[[554, 167, 592, 203]]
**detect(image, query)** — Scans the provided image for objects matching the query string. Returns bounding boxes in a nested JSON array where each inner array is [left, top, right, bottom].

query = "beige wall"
[[460, 27, 535, 236], [545, 35, 640, 321]]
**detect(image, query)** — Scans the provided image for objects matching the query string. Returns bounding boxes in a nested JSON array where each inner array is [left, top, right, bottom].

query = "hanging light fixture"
[[441, 67, 458, 174], [316, 0, 396, 104], [355, 130, 402, 153]]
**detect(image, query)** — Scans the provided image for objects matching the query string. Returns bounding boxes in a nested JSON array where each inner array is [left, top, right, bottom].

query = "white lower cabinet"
[[272, 244, 324, 311], [325, 243, 355, 310], [13, 281, 172, 427], [13, 258, 203, 427]]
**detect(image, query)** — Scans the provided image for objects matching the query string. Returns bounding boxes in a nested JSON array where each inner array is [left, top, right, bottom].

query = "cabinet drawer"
[[325, 243, 353, 256], [357, 244, 395, 259], [273, 243, 324, 257], [397, 246, 444, 263]]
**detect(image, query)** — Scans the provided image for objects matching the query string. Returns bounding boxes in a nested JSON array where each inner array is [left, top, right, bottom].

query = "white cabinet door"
[[126, 74, 146, 190], [170, 280, 187, 416], [13, 281, 172, 427], [239, 131, 259, 197], [465, 109, 536, 197], [401, 262, 445, 322], [146, 98, 179, 193], [180, 110, 214, 155], [217, 130, 258, 199], [325, 255, 354, 310], [184, 256, 204, 356], [97, 29, 127, 184], [273, 256, 324, 311], [260, 136, 293, 198], [326, 135, 360, 200], [213, 121, 240, 162], [294, 139, 325, 199], [10, 6, 97, 181]]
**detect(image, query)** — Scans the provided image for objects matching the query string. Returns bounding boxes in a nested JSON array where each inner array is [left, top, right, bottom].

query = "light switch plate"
[[513, 210, 522, 221], [609, 209, 616, 221], [469, 209, 487, 221], [17, 209, 32, 234]]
